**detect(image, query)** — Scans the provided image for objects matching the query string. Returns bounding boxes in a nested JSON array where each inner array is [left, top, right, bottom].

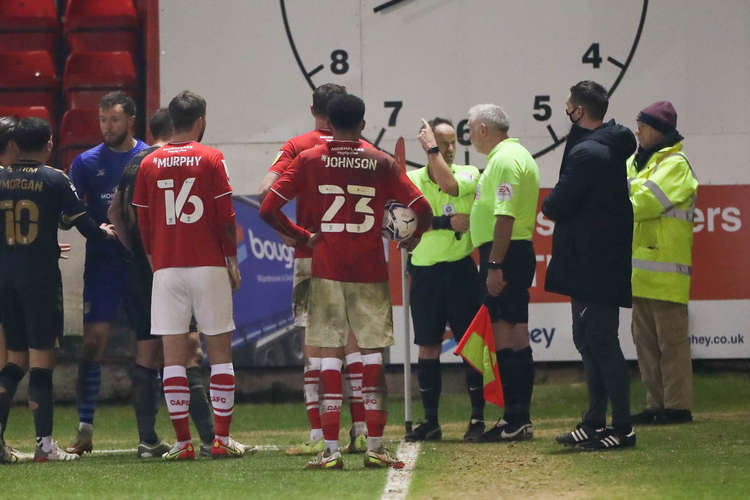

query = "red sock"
[[345, 353, 365, 425], [362, 354, 386, 439], [320, 358, 343, 443], [163, 365, 191, 443], [304, 358, 322, 433], [210, 363, 235, 440]]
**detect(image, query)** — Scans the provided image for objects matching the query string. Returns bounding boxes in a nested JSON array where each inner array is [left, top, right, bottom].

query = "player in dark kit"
[[108, 108, 216, 458], [0, 118, 116, 462]]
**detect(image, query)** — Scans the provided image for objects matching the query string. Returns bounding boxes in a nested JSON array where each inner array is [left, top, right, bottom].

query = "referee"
[[467, 104, 540, 442], [405, 118, 485, 442]]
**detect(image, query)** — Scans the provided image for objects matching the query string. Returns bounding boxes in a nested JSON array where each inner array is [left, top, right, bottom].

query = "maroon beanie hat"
[[637, 101, 677, 133]]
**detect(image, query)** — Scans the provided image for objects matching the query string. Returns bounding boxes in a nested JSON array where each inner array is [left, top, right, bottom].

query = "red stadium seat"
[[0, 0, 60, 53], [0, 105, 52, 122], [0, 51, 59, 118], [63, 51, 137, 109], [64, 0, 138, 53], [58, 109, 101, 172]]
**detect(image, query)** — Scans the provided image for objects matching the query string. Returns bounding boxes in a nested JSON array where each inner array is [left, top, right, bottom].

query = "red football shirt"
[[269, 140, 424, 283], [269, 129, 332, 258], [132, 141, 235, 271]]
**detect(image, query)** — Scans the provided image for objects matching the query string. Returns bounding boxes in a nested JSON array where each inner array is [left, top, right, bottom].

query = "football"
[[382, 200, 417, 241]]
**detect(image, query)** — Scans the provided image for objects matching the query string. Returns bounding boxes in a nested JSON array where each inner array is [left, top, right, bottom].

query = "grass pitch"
[[1, 373, 749, 499]]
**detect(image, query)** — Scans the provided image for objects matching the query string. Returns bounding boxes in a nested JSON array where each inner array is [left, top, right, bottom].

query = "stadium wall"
[[60, 1, 749, 363]]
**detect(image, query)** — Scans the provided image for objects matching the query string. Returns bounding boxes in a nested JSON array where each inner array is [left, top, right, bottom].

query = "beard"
[[103, 130, 129, 149]]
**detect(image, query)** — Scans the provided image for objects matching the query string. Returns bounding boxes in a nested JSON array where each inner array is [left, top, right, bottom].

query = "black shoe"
[[579, 427, 636, 451], [658, 409, 693, 424], [631, 409, 663, 425], [477, 419, 507, 443], [405, 421, 442, 442], [555, 422, 605, 447], [463, 419, 485, 442], [499, 422, 533, 442]]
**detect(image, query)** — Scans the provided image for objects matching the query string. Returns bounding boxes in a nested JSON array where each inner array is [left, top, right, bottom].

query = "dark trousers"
[[571, 299, 631, 432]]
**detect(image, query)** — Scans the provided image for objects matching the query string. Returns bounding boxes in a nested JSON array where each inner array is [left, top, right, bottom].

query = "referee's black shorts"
[[408, 255, 481, 346], [478, 240, 536, 324], [0, 266, 63, 351]]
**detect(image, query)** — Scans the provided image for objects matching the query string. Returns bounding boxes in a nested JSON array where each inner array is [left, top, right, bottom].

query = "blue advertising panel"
[[231, 195, 301, 367]]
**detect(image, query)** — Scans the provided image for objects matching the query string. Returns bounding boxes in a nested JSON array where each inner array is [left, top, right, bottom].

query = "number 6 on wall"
[[318, 184, 375, 233]]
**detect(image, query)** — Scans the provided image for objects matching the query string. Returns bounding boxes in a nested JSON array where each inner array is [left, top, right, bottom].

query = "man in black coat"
[[543, 80, 637, 450]]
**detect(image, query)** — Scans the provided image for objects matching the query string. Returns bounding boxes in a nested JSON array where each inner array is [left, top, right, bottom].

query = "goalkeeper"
[[404, 118, 484, 443]]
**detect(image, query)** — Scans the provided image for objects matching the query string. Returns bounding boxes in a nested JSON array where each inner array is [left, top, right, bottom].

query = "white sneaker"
[[35, 441, 80, 462]]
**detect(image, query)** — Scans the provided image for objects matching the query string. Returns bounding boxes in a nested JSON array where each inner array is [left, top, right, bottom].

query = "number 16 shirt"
[[132, 141, 236, 272], [265, 139, 426, 283]]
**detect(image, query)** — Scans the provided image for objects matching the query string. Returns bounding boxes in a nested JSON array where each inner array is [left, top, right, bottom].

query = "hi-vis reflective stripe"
[[633, 258, 691, 275], [643, 179, 694, 221], [644, 179, 672, 210]]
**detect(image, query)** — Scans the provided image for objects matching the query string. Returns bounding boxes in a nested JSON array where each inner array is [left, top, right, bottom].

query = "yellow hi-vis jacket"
[[627, 142, 698, 304]]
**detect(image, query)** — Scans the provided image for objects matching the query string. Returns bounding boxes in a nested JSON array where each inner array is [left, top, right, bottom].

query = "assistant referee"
[[405, 117, 485, 443]]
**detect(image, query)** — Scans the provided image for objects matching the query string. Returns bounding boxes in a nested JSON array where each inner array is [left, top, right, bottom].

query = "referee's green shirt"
[[470, 138, 540, 246], [407, 163, 480, 266]]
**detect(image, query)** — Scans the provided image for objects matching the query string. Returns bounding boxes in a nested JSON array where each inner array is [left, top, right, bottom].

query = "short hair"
[[327, 94, 365, 131], [99, 91, 136, 117], [420, 117, 454, 133], [467, 104, 509, 133], [149, 108, 174, 140], [312, 83, 347, 116], [569, 80, 609, 121], [13, 117, 52, 153], [0, 115, 19, 155], [169, 90, 207, 132]]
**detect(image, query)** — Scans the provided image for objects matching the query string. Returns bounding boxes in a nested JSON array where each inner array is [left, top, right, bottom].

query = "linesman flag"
[[454, 305, 504, 407]]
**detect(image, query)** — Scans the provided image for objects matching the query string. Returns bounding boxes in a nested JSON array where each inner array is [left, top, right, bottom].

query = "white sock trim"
[[210, 363, 235, 376], [305, 357, 322, 371], [362, 352, 383, 366], [321, 357, 343, 372], [344, 352, 361, 366], [163, 365, 186, 380]]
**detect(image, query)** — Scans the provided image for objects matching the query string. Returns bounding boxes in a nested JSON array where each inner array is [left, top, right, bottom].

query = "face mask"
[[565, 106, 581, 125]]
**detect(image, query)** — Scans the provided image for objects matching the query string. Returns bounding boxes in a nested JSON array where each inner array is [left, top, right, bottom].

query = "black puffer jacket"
[[542, 120, 636, 307]]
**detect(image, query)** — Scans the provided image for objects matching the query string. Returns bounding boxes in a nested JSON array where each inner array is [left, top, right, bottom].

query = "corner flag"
[[454, 305, 504, 407]]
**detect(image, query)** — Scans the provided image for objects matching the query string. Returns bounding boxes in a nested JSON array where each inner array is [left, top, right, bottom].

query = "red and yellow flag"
[[454, 305, 504, 407]]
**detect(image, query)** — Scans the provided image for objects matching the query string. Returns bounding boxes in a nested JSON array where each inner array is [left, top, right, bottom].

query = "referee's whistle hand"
[[417, 119, 437, 151]]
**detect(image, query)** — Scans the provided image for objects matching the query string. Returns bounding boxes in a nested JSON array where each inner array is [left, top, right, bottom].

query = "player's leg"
[[446, 256, 485, 441], [133, 338, 170, 458], [346, 280, 403, 470], [69, 261, 123, 454], [193, 266, 246, 458], [304, 278, 347, 470], [185, 326, 215, 456], [0, 350, 29, 464], [0, 324, 6, 369], [152, 267, 195, 460], [406, 263, 445, 442], [286, 257, 326, 455], [342, 331, 367, 453]]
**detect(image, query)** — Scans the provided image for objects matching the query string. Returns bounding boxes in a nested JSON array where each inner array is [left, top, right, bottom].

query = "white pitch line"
[[91, 444, 280, 455], [381, 441, 420, 500]]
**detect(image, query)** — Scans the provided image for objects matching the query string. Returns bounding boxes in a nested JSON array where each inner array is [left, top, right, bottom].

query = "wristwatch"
[[426, 146, 440, 155], [487, 260, 504, 270]]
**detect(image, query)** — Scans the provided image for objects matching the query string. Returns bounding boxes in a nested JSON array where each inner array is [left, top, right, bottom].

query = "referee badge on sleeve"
[[443, 203, 456, 216], [496, 183, 513, 201]]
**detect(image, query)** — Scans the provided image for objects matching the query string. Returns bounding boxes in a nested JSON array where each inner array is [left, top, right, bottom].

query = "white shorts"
[[151, 266, 235, 336]]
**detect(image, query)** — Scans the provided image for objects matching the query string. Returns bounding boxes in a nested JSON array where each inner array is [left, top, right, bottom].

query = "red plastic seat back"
[[59, 108, 101, 149], [64, 0, 137, 32], [0, 51, 58, 117], [63, 51, 137, 109], [0, 0, 59, 31]]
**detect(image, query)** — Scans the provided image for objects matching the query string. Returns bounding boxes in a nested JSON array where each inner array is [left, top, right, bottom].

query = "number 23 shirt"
[[268, 140, 424, 283]]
